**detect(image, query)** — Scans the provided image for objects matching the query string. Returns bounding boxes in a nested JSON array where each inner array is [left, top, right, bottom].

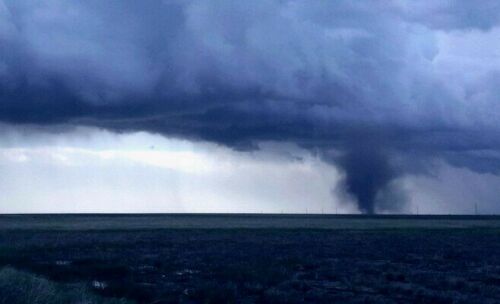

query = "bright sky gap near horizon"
[[1, 1, 500, 214]]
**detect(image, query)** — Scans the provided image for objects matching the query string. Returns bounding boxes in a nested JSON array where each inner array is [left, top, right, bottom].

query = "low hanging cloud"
[[0, 128, 347, 214], [1, 0, 500, 213]]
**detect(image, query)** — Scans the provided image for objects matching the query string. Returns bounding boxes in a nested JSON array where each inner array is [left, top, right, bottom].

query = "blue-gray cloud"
[[1, 0, 500, 213]]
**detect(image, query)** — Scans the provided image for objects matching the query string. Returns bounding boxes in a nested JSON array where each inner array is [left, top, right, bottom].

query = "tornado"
[[338, 146, 397, 214]]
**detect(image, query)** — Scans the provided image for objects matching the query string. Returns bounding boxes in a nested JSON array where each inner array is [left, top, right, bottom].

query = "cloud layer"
[[0, 128, 347, 213], [1, 1, 500, 212]]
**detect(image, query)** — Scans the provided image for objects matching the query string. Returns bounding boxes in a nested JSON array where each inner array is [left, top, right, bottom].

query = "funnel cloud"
[[338, 148, 397, 214]]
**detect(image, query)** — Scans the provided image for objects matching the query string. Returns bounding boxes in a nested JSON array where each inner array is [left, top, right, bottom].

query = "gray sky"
[[1, 1, 500, 214]]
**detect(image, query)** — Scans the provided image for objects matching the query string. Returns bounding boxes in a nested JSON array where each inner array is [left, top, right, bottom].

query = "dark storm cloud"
[[402, 1, 500, 31], [1, 0, 500, 213]]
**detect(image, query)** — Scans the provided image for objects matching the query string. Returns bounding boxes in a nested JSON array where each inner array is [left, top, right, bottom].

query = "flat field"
[[1, 214, 500, 303]]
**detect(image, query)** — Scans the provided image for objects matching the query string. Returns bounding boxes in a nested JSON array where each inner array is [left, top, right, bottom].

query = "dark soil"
[[1, 228, 500, 303]]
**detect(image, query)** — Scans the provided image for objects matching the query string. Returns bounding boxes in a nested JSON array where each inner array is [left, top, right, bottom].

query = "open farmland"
[[1, 214, 500, 303]]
